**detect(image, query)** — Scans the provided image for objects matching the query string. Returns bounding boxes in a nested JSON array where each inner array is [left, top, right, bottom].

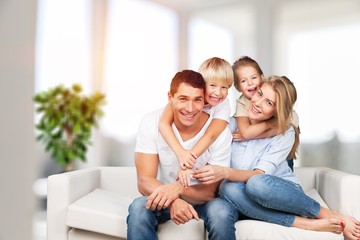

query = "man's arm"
[[180, 181, 220, 205], [135, 152, 162, 196], [135, 152, 185, 210], [136, 152, 220, 208]]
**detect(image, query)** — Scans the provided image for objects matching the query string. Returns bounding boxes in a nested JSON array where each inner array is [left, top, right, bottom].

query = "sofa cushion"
[[234, 220, 343, 240], [232, 188, 343, 240], [66, 188, 132, 238], [158, 219, 205, 240], [66, 187, 338, 240]]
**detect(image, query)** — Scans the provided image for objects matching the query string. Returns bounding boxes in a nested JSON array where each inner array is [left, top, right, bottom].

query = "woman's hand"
[[192, 165, 228, 184]]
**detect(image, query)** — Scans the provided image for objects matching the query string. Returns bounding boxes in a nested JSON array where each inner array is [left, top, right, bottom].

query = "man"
[[127, 70, 238, 240]]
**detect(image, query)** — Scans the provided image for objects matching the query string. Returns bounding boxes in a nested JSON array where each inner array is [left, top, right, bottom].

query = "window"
[[188, 18, 236, 113], [35, 0, 91, 93], [289, 24, 360, 143], [101, 0, 178, 140]]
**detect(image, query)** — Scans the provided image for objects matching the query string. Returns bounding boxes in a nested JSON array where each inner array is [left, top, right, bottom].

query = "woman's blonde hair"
[[266, 75, 300, 159], [198, 57, 234, 87]]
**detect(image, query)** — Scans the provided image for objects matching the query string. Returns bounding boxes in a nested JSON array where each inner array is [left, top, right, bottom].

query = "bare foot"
[[332, 211, 360, 240], [293, 216, 344, 234]]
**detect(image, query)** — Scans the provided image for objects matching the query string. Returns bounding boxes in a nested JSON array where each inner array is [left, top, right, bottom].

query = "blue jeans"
[[219, 174, 321, 227], [127, 196, 239, 240]]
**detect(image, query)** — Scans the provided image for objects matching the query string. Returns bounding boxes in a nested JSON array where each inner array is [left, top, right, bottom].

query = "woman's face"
[[248, 82, 276, 123]]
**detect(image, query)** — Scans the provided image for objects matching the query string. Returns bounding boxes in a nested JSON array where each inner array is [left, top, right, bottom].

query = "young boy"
[[159, 57, 234, 187]]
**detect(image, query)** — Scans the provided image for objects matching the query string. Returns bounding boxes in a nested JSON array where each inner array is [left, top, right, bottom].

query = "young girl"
[[159, 57, 234, 187], [193, 75, 360, 239], [232, 56, 300, 168], [232, 56, 277, 140]]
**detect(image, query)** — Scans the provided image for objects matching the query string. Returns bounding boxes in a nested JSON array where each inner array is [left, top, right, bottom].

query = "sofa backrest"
[[293, 167, 317, 191], [99, 166, 141, 199]]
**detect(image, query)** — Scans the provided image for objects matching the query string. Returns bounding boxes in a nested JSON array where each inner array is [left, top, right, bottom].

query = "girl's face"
[[235, 66, 262, 100], [248, 83, 276, 123], [205, 81, 229, 106]]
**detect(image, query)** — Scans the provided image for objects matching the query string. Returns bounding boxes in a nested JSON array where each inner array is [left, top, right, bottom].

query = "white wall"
[[0, 0, 37, 239]]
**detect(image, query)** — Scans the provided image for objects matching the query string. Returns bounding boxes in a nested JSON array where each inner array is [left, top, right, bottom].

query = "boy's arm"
[[191, 118, 228, 157], [235, 116, 275, 140], [159, 102, 196, 168]]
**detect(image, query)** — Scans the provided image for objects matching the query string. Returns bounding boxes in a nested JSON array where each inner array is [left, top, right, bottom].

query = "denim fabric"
[[287, 159, 294, 171], [127, 196, 239, 240], [219, 174, 321, 227]]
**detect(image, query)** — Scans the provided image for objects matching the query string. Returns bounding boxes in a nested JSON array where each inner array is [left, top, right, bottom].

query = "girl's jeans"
[[127, 196, 239, 240], [219, 174, 321, 227]]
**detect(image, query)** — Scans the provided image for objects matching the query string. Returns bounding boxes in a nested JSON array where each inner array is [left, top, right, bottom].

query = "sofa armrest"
[[316, 167, 360, 218], [47, 167, 101, 240]]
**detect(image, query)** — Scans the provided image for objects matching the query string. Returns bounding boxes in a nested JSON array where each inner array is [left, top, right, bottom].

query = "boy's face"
[[235, 66, 262, 100], [171, 82, 204, 128], [205, 81, 229, 106]]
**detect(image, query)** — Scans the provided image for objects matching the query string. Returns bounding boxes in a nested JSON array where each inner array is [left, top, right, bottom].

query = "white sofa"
[[47, 167, 360, 240]]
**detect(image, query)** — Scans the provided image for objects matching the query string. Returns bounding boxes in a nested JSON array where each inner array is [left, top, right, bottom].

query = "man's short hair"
[[169, 70, 205, 96]]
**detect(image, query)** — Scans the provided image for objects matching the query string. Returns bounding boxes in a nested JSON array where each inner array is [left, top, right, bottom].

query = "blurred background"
[[1, 0, 360, 239]]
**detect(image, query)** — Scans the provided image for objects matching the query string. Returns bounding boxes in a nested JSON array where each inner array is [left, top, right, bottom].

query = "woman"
[[192, 75, 360, 240]]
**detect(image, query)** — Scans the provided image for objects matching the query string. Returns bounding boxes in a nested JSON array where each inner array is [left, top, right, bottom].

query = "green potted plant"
[[33, 83, 106, 171]]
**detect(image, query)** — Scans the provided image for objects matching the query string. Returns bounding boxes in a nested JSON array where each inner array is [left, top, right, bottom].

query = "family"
[[126, 56, 360, 240]]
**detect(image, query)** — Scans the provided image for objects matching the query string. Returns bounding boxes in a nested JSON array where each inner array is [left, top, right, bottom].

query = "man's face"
[[171, 82, 204, 128]]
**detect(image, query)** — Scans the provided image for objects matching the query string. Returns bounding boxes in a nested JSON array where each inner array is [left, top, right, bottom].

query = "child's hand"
[[232, 130, 245, 142], [177, 168, 193, 188], [177, 149, 197, 170]]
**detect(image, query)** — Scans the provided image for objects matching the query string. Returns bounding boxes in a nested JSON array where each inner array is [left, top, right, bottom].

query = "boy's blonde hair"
[[198, 57, 234, 87]]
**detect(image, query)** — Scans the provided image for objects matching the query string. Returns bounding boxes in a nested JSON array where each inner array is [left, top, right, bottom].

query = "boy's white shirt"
[[135, 108, 232, 186], [203, 98, 231, 122]]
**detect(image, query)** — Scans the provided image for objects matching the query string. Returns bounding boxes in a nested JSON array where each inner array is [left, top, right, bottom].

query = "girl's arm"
[[191, 118, 228, 158], [235, 116, 277, 140], [159, 102, 196, 169]]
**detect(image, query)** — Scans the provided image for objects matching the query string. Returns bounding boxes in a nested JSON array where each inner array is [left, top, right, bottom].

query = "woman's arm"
[[192, 165, 264, 184], [159, 102, 196, 168]]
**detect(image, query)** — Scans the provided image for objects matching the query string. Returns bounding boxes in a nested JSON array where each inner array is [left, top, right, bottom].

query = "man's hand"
[[146, 182, 184, 211], [170, 198, 199, 225]]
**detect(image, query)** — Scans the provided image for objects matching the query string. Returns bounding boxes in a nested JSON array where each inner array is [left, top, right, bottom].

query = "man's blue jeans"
[[219, 174, 321, 227], [127, 196, 239, 240]]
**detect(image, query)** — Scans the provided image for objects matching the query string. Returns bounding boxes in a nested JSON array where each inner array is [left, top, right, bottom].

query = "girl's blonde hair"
[[198, 57, 234, 87], [266, 75, 300, 159]]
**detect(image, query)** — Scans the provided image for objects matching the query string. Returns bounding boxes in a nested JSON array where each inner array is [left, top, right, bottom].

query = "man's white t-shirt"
[[135, 108, 232, 186]]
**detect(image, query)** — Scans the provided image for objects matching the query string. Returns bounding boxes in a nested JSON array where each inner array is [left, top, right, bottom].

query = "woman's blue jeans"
[[219, 174, 321, 227], [127, 196, 239, 240]]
